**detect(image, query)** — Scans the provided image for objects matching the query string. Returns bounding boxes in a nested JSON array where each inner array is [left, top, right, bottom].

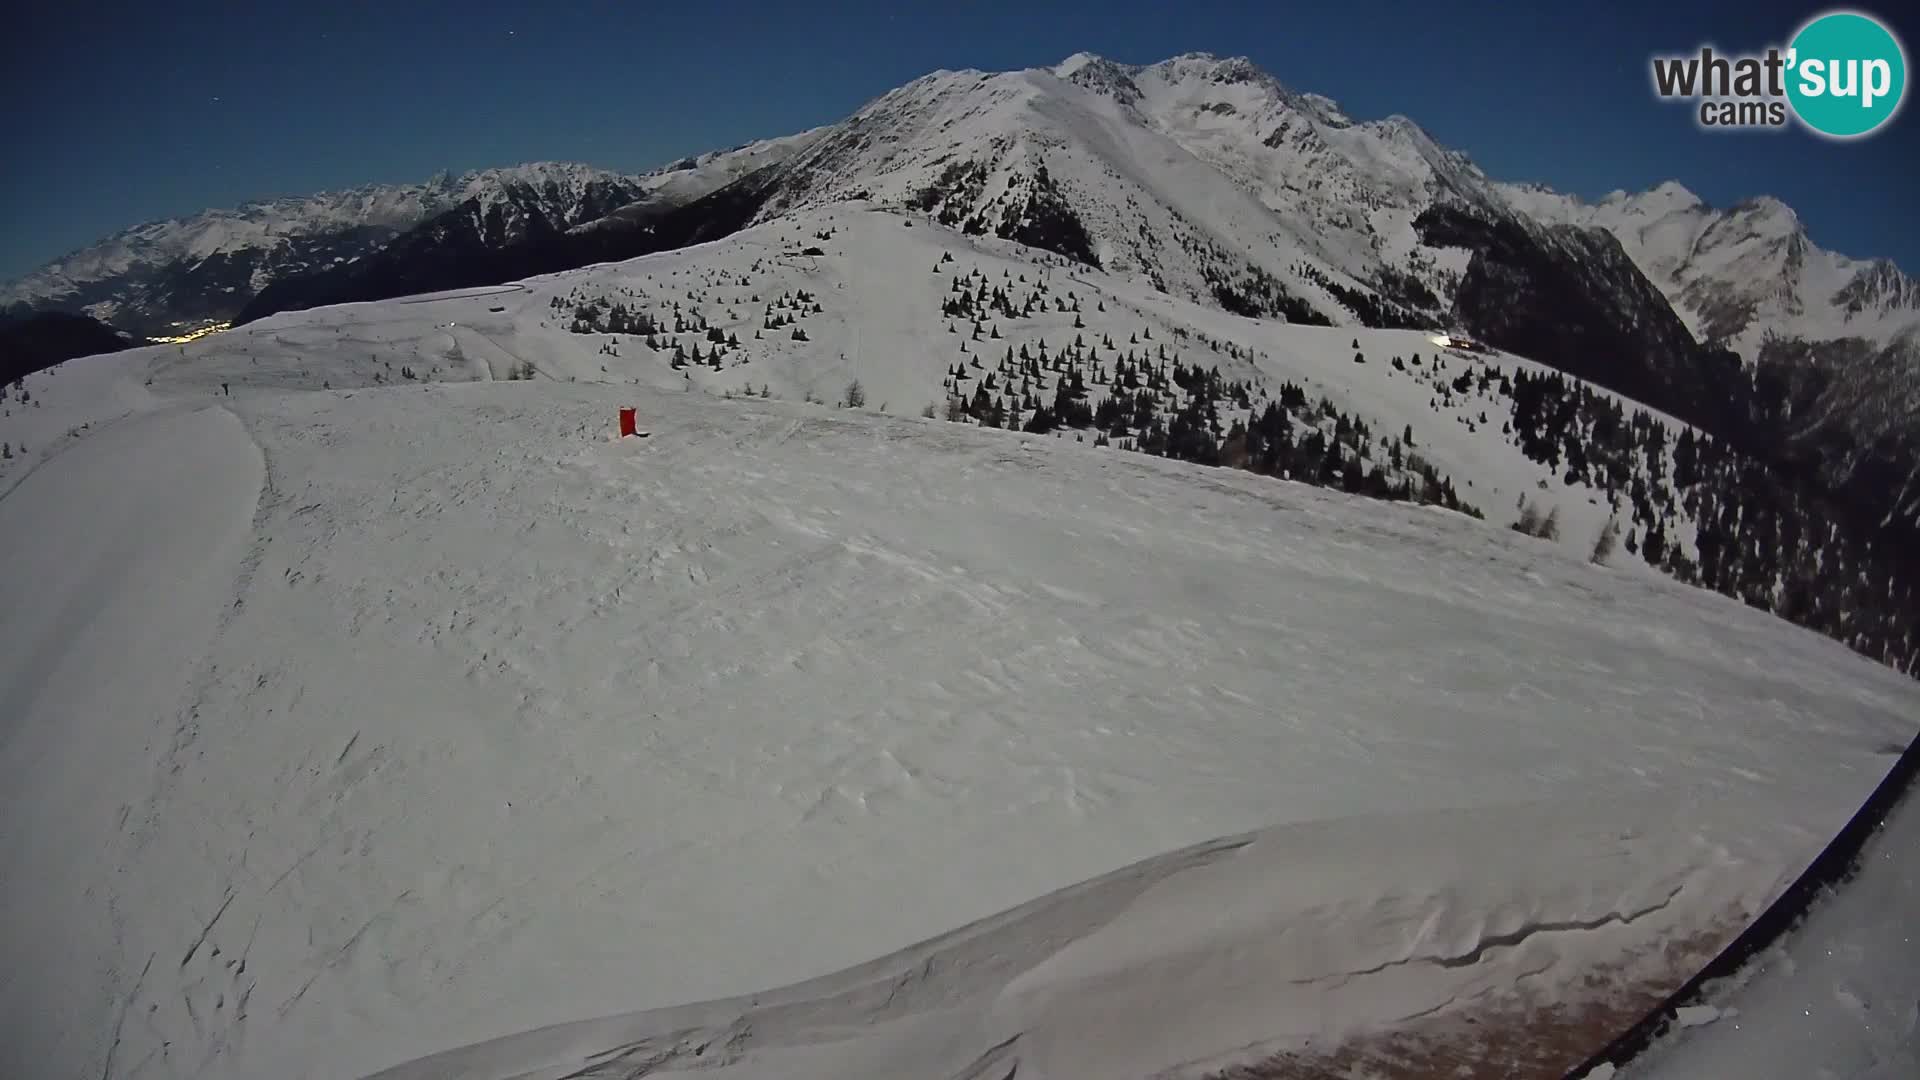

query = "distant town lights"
[[150, 321, 232, 345]]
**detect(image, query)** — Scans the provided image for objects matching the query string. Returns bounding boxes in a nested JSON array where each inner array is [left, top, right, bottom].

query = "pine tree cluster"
[[931, 259, 1477, 518], [1505, 367, 1918, 675]]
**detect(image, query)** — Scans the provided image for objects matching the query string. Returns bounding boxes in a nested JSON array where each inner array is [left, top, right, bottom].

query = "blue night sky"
[[4, 1, 1915, 281]]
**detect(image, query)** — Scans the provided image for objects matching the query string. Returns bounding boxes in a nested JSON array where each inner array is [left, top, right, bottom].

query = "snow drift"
[[367, 798, 1801, 1080]]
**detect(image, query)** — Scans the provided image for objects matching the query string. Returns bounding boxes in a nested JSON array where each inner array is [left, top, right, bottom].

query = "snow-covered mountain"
[[744, 49, 1917, 370], [156, 52, 1623, 344], [13, 50, 1918, 530], [650, 55, 1796, 488], [1502, 180, 1920, 358], [728, 51, 1917, 484], [0, 143, 820, 339], [3, 185, 436, 337], [17, 51, 1909, 387], [0, 164, 638, 337], [1498, 180, 1920, 524], [748, 52, 1507, 328], [581, 128, 829, 228]]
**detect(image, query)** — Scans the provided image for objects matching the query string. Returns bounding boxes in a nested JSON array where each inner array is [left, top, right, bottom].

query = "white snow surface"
[[1, 404, 265, 1073], [368, 799, 1820, 1080], [3, 211, 1918, 1079], [1622, 772, 1920, 1080]]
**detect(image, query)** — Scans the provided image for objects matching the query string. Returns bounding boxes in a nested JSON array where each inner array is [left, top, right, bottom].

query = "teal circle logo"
[[1786, 11, 1907, 138]]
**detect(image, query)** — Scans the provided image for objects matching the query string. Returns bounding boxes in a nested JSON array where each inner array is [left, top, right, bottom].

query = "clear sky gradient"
[[4, 0, 1914, 281]]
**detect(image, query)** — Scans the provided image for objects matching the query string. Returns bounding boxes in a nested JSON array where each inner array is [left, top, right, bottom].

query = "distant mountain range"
[[0, 140, 818, 340], [6, 52, 1917, 528], [10, 55, 1913, 362]]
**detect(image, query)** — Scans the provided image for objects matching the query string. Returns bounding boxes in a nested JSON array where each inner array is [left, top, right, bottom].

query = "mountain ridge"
[[10, 52, 1916, 515], [1498, 177, 1919, 356], [0, 144, 819, 338], [7, 52, 1905, 351]]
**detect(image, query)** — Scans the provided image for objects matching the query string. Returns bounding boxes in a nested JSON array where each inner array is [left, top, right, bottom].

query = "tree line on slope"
[[551, 275, 822, 372], [550, 232, 1914, 677], [934, 332, 1477, 518], [1505, 368, 1917, 675], [911, 161, 1102, 270], [923, 259, 1476, 511], [934, 256, 1914, 675], [1416, 201, 1920, 675]]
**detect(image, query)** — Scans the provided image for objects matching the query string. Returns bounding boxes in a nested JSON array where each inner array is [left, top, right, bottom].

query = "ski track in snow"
[[0, 403, 264, 1078], [1, 210, 1917, 1079]]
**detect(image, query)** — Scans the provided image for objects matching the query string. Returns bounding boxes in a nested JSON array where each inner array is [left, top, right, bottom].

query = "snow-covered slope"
[[615, 128, 829, 212], [521, 207, 1724, 568], [169, 206, 1696, 569], [368, 800, 1833, 1080], [6, 208, 1919, 1079], [748, 53, 1502, 329], [1623, 766, 1919, 1080], [718, 51, 1915, 505], [1116, 53, 1506, 274], [6, 51, 1918, 1074]]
